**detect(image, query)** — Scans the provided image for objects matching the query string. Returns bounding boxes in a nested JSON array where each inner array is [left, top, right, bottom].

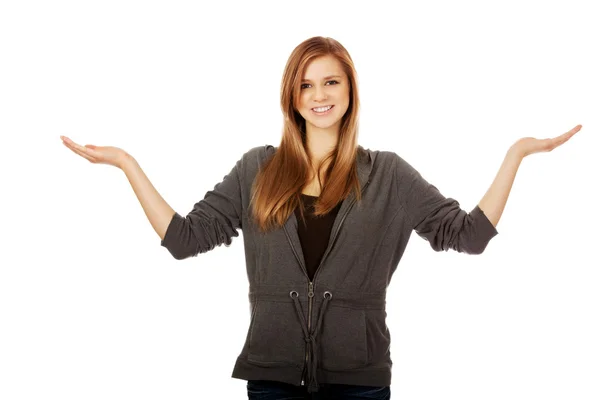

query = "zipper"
[[299, 179, 370, 386], [283, 226, 305, 278], [301, 280, 314, 386], [283, 226, 311, 386], [311, 180, 370, 286]]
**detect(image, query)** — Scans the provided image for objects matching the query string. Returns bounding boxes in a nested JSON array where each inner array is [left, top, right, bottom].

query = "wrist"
[[507, 145, 525, 161], [119, 152, 136, 171]]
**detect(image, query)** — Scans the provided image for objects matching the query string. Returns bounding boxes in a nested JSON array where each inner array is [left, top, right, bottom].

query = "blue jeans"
[[247, 379, 391, 399]]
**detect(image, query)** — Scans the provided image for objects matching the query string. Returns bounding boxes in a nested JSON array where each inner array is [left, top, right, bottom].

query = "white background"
[[1, 0, 598, 399]]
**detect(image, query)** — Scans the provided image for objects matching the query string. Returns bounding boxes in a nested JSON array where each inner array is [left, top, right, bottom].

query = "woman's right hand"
[[60, 135, 129, 169]]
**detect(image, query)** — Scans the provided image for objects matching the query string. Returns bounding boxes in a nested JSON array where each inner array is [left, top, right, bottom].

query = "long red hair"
[[250, 36, 363, 233]]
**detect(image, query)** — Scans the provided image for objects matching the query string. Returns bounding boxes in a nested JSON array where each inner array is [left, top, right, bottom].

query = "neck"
[[305, 125, 339, 168]]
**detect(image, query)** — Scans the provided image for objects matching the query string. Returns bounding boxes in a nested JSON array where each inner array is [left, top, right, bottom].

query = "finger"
[[560, 129, 578, 142], [552, 130, 576, 143], [566, 128, 579, 137], [62, 138, 103, 159], [62, 137, 90, 153], [62, 139, 84, 154], [62, 141, 96, 162], [63, 142, 96, 162], [562, 125, 581, 138], [549, 132, 575, 150], [83, 145, 102, 158]]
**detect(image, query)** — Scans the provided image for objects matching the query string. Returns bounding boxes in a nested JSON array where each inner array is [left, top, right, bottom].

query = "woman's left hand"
[[509, 124, 582, 159]]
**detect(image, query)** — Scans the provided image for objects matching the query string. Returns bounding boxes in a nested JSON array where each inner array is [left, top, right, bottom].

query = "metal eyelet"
[[323, 291, 332, 300], [290, 291, 299, 298]]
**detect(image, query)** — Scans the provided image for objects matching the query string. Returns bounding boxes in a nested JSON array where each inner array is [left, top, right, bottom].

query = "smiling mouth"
[[311, 105, 334, 114]]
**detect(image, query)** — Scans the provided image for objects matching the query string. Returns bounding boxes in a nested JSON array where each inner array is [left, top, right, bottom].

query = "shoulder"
[[359, 146, 401, 167], [238, 144, 275, 163], [369, 148, 406, 163], [233, 145, 277, 179], [363, 147, 422, 179]]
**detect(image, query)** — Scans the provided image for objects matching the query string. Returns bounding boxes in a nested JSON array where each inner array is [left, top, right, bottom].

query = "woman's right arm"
[[120, 154, 176, 242], [61, 135, 246, 260], [60, 135, 176, 243]]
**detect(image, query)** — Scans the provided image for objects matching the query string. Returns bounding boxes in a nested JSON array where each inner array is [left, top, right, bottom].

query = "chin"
[[305, 114, 343, 130], [316, 122, 340, 130]]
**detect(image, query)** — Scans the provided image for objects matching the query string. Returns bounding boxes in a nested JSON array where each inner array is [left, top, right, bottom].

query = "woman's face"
[[296, 55, 350, 135]]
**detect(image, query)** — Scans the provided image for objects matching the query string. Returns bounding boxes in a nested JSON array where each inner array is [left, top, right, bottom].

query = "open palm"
[[60, 135, 128, 169], [511, 125, 581, 158]]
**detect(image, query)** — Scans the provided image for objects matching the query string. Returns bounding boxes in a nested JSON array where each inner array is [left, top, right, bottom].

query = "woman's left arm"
[[478, 124, 582, 227]]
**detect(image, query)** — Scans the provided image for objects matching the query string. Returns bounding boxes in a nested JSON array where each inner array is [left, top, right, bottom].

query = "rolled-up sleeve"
[[394, 154, 498, 254], [160, 155, 244, 260]]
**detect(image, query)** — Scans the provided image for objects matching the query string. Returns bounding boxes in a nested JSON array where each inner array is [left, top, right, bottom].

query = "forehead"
[[302, 55, 344, 80]]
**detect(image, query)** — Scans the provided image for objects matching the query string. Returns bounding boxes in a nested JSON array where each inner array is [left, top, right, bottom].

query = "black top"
[[294, 194, 343, 281]]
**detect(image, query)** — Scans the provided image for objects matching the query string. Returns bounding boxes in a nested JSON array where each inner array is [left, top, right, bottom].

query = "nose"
[[313, 86, 327, 102]]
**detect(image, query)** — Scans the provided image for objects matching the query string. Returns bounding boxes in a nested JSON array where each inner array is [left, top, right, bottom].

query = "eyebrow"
[[301, 75, 342, 83]]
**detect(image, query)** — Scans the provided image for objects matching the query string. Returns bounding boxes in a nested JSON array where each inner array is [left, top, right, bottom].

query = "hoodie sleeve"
[[160, 153, 245, 260], [394, 153, 498, 254]]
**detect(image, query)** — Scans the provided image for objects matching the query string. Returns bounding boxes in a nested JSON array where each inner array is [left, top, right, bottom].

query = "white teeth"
[[312, 105, 332, 112]]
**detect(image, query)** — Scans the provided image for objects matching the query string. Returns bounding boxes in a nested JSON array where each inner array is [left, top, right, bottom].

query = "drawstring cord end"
[[307, 379, 320, 393], [290, 289, 333, 395]]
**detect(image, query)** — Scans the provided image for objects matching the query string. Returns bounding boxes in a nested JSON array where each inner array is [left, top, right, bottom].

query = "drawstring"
[[290, 289, 332, 394]]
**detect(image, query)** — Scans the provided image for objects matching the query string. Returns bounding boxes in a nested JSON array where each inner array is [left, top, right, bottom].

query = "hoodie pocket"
[[247, 300, 305, 368], [319, 305, 368, 370]]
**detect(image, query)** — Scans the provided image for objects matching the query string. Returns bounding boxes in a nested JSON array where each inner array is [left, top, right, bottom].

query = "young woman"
[[61, 36, 580, 399]]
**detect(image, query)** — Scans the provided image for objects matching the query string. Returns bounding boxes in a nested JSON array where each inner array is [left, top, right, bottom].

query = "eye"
[[300, 80, 340, 90]]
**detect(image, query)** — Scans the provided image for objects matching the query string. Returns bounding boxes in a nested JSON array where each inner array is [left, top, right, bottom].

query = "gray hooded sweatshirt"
[[160, 144, 498, 393]]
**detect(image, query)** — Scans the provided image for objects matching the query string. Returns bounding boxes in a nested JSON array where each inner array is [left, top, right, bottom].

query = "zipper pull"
[[308, 281, 314, 298]]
